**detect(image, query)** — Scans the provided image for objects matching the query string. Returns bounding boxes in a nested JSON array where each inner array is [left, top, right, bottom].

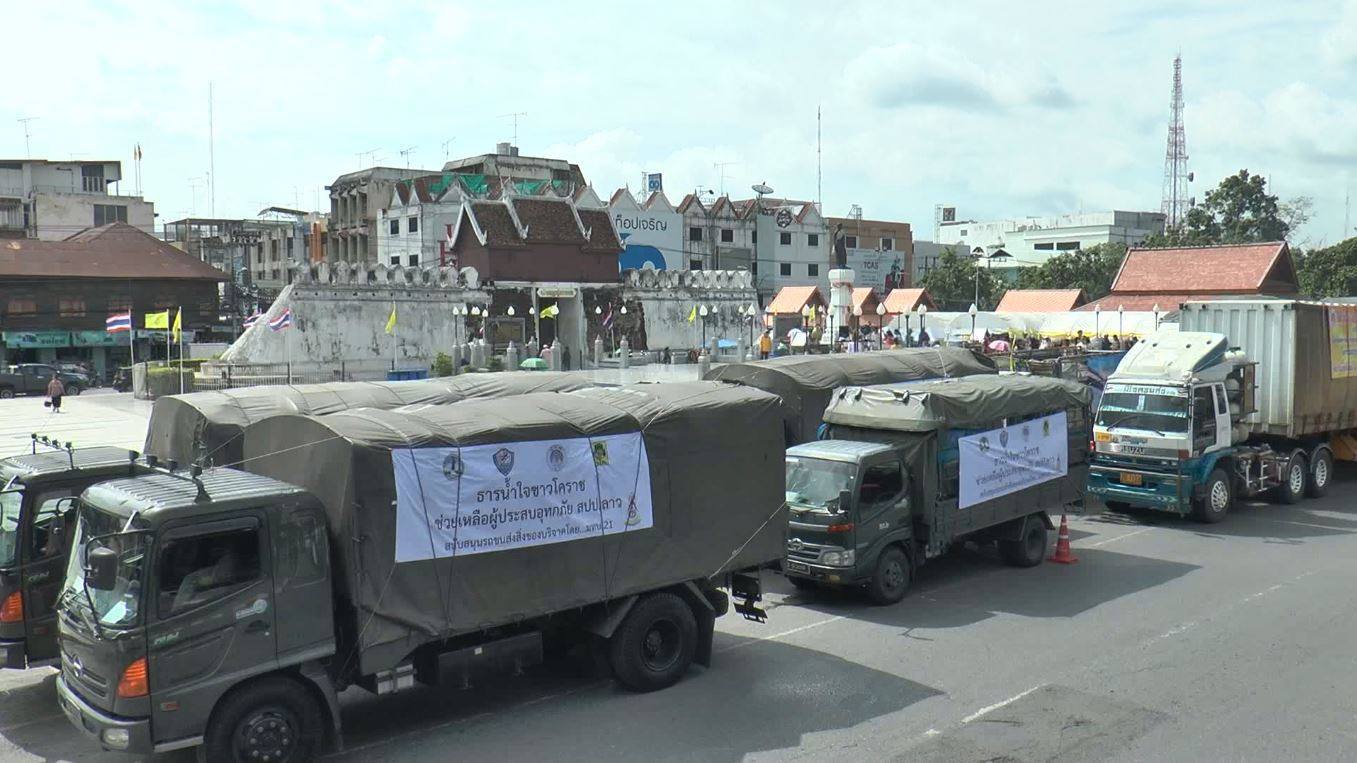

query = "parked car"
[[0, 364, 91, 399]]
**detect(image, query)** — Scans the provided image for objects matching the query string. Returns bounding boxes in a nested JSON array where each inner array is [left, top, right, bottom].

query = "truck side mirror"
[[837, 489, 852, 513], [86, 546, 118, 591]]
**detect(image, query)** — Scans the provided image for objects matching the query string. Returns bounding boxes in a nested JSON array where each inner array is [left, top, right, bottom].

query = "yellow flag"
[[540, 304, 559, 319], [172, 308, 183, 342], [144, 310, 169, 329], [385, 307, 397, 335], [686, 305, 697, 324]]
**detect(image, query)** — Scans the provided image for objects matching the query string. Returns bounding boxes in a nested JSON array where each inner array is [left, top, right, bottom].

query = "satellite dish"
[[752, 183, 774, 195]]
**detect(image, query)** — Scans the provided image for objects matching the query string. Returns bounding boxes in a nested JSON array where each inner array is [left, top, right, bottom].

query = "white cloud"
[[1322, 0, 1357, 66], [842, 43, 1076, 113]]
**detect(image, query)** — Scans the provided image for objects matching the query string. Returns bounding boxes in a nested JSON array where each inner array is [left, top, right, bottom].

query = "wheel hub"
[[1315, 459, 1330, 488], [641, 620, 680, 671], [1289, 464, 1305, 494], [236, 711, 296, 763], [1210, 481, 1229, 511], [884, 562, 903, 589]]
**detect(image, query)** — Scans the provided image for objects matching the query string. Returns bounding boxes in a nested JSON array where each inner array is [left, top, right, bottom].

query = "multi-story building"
[[250, 207, 328, 295], [676, 192, 832, 300], [163, 216, 314, 316], [825, 209, 914, 292], [443, 143, 587, 188], [0, 159, 155, 240], [912, 240, 950, 284], [939, 210, 1166, 280], [327, 166, 439, 264]]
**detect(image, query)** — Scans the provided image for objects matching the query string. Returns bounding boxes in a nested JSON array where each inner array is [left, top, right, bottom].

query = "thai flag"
[[243, 312, 264, 329], [106, 313, 132, 333], [268, 308, 293, 332], [602, 305, 614, 330]]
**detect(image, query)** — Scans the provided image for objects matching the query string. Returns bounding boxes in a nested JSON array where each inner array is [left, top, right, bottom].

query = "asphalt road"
[[0, 394, 1354, 761]]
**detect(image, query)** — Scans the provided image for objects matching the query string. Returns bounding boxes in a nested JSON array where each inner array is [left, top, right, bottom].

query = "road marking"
[[1083, 527, 1152, 548], [716, 615, 846, 653], [1147, 569, 1318, 644], [960, 684, 1045, 724]]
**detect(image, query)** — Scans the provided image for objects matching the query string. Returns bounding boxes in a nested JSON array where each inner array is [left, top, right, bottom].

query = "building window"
[[845, 235, 858, 248], [881, 237, 893, 251], [1034, 242, 1055, 250], [720, 228, 733, 243], [390, 256, 401, 267], [752, 231, 758, 244], [286, 238, 294, 257], [59, 299, 86, 318], [271, 269, 281, 281], [807, 233, 819, 247], [689, 227, 703, 242], [407, 255, 418, 267], [271, 240, 280, 261], [807, 264, 819, 277], [779, 232, 792, 246], [1056, 241, 1080, 250], [408, 217, 419, 234], [960, 229, 968, 236], [690, 259, 704, 270], [779, 263, 792, 277], [6, 298, 36, 316], [389, 219, 399, 235], [93, 204, 128, 226]]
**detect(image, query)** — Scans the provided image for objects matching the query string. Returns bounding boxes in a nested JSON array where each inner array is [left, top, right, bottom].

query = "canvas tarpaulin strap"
[[822, 374, 1089, 433], [240, 381, 787, 677]]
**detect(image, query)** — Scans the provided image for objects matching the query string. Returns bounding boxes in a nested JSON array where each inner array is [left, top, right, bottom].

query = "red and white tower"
[[1161, 54, 1192, 230]]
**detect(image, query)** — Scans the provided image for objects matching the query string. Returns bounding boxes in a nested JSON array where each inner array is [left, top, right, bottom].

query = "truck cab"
[[0, 442, 144, 669], [55, 467, 337, 759], [784, 441, 914, 602]]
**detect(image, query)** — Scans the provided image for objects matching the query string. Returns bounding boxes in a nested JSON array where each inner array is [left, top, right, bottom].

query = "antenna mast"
[[16, 117, 37, 158], [209, 83, 216, 216], [817, 105, 822, 211], [1160, 54, 1190, 230]]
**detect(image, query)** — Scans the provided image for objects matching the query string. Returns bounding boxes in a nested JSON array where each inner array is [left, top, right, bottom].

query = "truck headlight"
[[102, 728, 130, 749], [820, 549, 855, 567]]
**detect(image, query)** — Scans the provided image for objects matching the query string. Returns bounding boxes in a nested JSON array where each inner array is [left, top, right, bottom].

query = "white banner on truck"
[[958, 411, 1067, 509], [392, 433, 653, 562]]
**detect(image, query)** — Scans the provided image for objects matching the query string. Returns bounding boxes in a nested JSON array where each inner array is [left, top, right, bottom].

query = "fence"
[[195, 357, 429, 390]]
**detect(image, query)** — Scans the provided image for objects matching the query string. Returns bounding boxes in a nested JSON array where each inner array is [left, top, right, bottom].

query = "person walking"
[[46, 374, 64, 414], [758, 329, 772, 360]]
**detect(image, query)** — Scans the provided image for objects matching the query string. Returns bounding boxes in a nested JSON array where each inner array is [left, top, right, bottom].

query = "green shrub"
[[432, 352, 454, 377], [487, 356, 504, 372]]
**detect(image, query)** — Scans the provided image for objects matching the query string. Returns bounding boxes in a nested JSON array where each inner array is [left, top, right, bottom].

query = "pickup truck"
[[0, 364, 90, 399]]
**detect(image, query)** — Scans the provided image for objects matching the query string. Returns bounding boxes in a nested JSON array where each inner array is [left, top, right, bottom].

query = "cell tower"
[[1160, 54, 1191, 229]]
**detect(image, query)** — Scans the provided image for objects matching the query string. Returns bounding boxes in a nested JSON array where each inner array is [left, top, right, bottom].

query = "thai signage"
[[611, 204, 681, 272], [1, 331, 70, 348], [958, 411, 1068, 509], [1328, 306, 1357, 379], [392, 434, 654, 561], [846, 248, 906, 292]]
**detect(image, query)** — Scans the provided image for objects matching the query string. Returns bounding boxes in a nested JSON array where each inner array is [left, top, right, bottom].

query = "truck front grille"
[[785, 539, 824, 563], [61, 652, 109, 699]]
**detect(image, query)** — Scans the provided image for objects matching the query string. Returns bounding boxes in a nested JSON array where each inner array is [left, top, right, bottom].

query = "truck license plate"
[[785, 561, 809, 573], [1119, 472, 1143, 486]]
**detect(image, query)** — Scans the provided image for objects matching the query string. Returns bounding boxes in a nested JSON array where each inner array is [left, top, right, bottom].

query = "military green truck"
[[782, 374, 1090, 604], [55, 382, 785, 761], [0, 439, 147, 669]]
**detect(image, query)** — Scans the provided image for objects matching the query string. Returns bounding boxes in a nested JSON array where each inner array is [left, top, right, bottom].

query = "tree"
[[1294, 237, 1357, 298], [1016, 242, 1127, 301], [919, 247, 1004, 311], [1145, 169, 1301, 246]]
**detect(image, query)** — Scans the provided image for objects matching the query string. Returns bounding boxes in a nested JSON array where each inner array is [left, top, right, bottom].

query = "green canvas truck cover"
[[822, 374, 1090, 432], [240, 381, 787, 677], [703, 348, 996, 444], [144, 372, 595, 467]]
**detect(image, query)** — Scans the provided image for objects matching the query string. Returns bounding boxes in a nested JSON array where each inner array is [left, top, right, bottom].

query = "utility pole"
[[16, 117, 37, 158]]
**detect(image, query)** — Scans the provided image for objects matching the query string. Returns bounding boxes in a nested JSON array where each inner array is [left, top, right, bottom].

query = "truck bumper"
[[56, 674, 154, 755], [1088, 465, 1191, 514], [0, 640, 27, 670], [782, 559, 860, 585]]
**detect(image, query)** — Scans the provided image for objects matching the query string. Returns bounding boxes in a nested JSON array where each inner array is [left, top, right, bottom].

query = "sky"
[[4, 0, 1356, 247]]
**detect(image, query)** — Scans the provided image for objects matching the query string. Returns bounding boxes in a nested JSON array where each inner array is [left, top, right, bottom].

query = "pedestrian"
[[46, 373, 64, 414], [918, 327, 931, 347], [758, 329, 772, 360]]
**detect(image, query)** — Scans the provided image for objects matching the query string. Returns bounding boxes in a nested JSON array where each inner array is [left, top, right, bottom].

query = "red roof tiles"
[[881, 288, 936, 314], [995, 289, 1087, 313], [1111, 242, 1295, 294], [766, 286, 826, 315], [0, 223, 227, 281]]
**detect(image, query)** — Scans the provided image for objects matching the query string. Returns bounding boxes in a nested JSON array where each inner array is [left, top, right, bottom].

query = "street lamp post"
[[852, 306, 863, 352], [1094, 305, 1102, 341], [1118, 304, 1124, 339], [1153, 303, 1162, 331], [876, 302, 887, 349], [968, 302, 978, 344], [700, 304, 710, 348], [917, 304, 928, 346]]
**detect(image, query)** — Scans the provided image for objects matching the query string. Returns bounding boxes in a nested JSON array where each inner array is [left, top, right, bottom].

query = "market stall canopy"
[[704, 348, 996, 443], [766, 285, 827, 315], [823, 374, 1090, 432], [144, 372, 596, 467], [882, 288, 937, 315]]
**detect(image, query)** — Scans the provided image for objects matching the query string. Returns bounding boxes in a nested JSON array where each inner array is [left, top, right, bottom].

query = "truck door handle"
[[244, 620, 270, 634]]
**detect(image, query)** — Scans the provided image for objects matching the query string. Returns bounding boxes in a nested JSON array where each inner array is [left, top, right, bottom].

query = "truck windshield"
[[0, 490, 19, 568], [1097, 391, 1189, 434], [786, 457, 854, 510], [60, 506, 147, 629]]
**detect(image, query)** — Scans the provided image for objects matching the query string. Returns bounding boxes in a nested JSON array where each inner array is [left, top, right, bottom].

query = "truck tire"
[[1307, 449, 1333, 498], [0, 387, 12, 399], [1193, 469, 1232, 524], [1272, 453, 1306, 505], [200, 677, 323, 763], [608, 592, 697, 692], [999, 516, 1048, 568], [65, 384, 81, 396], [867, 546, 911, 605]]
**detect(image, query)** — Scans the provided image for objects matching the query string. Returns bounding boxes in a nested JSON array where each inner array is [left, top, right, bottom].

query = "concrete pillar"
[[737, 334, 748, 364], [470, 340, 484, 369], [697, 349, 711, 377], [619, 337, 630, 369], [451, 344, 462, 373], [549, 339, 563, 371], [594, 336, 604, 367], [505, 342, 520, 371], [708, 337, 719, 361]]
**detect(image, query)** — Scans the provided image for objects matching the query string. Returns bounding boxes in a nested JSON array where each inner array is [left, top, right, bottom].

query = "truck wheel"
[[1193, 469, 1232, 524], [0, 388, 12, 399], [608, 593, 697, 692], [1272, 453, 1306, 505], [65, 384, 82, 396], [200, 677, 322, 763], [867, 546, 911, 605], [1307, 449, 1333, 498], [999, 516, 1048, 568]]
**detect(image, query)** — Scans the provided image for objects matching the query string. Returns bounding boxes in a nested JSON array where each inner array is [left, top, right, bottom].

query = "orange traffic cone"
[[1048, 513, 1078, 564]]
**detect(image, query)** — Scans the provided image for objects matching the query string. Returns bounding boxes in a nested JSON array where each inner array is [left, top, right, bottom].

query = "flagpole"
[[177, 306, 185, 394]]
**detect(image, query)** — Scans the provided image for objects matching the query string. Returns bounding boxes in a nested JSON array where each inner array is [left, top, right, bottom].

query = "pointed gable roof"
[[642, 191, 675, 213], [578, 208, 623, 253], [677, 193, 706, 214], [882, 288, 937, 315], [1081, 241, 1297, 312], [573, 184, 605, 209], [610, 187, 639, 208], [510, 197, 588, 245]]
